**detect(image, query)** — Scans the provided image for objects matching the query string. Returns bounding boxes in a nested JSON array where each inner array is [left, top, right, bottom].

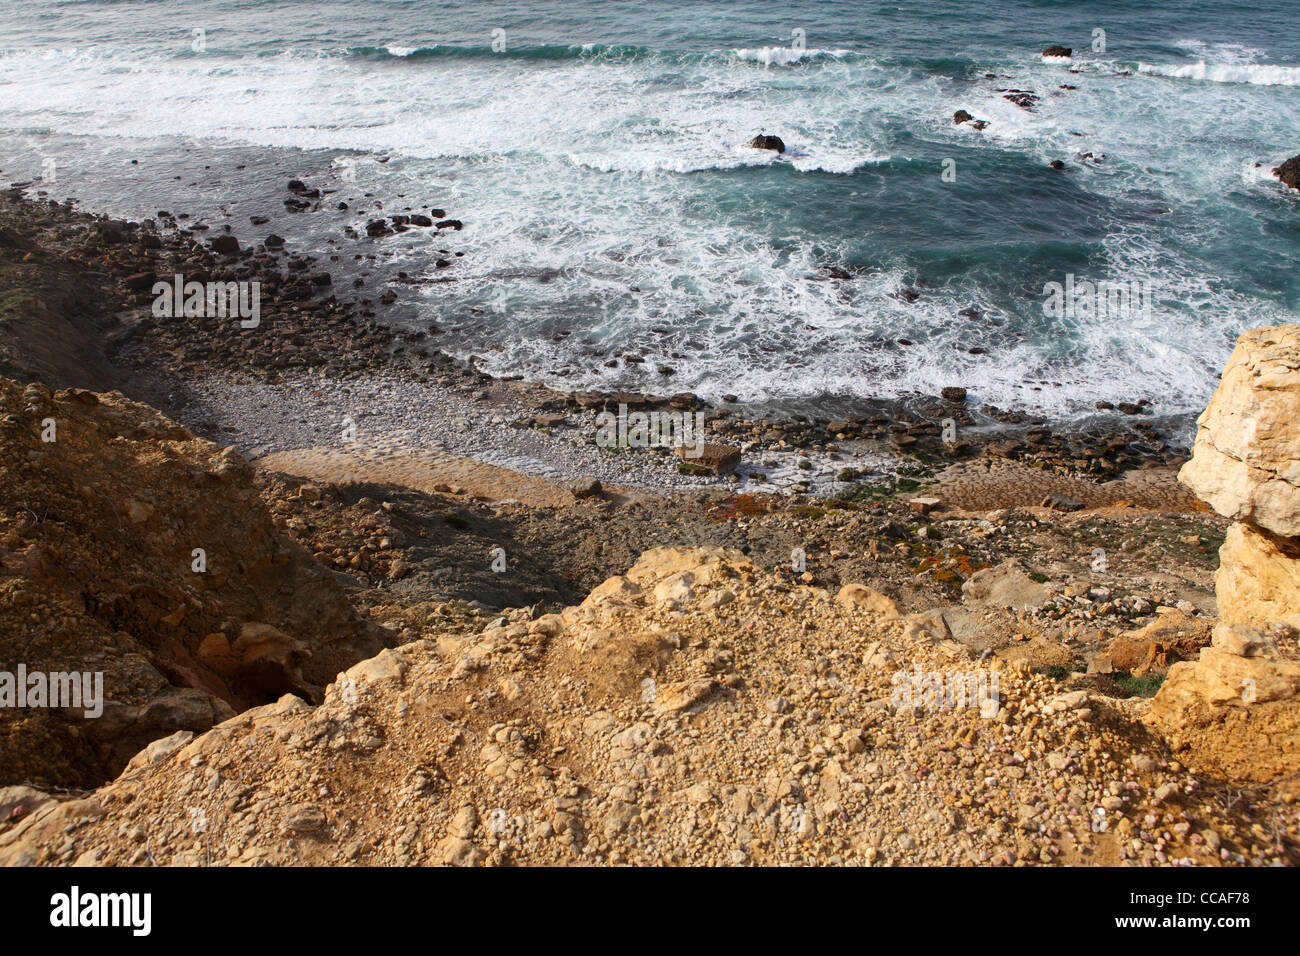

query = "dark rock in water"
[[1042, 45, 1072, 58], [211, 234, 240, 255], [409, 214, 433, 227], [379, 288, 397, 304], [284, 198, 311, 211], [898, 287, 920, 303], [1049, 160, 1066, 170], [1275, 155, 1300, 190], [366, 219, 392, 237], [953, 110, 974, 125], [748, 134, 785, 153], [1095, 400, 1115, 410], [250, 215, 270, 225], [287, 179, 320, 198], [429, 208, 446, 219], [722, 393, 739, 403], [941, 386, 967, 403], [1001, 90, 1039, 111], [435, 219, 463, 230], [1117, 402, 1144, 415], [310, 272, 332, 286], [969, 119, 988, 130], [265, 234, 285, 248]]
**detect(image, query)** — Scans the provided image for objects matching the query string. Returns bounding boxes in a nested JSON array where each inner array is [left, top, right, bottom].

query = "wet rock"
[[1276, 155, 1300, 190], [1001, 90, 1040, 110], [210, 234, 241, 255], [748, 134, 785, 152]]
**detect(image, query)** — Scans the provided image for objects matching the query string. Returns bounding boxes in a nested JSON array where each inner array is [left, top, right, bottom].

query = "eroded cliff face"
[[1149, 325, 1300, 782], [0, 378, 392, 788], [1178, 324, 1300, 541]]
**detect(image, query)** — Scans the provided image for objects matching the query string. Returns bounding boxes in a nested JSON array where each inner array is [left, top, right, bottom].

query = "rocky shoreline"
[[1, 183, 1193, 499]]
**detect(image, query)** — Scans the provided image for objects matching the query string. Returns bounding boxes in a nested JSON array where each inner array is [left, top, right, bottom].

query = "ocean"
[[2, 0, 1298, 423]]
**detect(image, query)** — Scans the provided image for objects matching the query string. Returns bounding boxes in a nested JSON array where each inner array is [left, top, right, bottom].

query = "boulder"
[[1042, 45, 1072, 58], [748, 134, 786, 153], [1002, 91, 1039, 110], [1178, 325, 1300, 536], [1275, 154, 1300, 191], [570, 478, 603, 500], [961, 560, 1049, 610], [210, 234, 240, 255], [1040, 493, 1083, 512], [836, 584, 900, 619], [677, 442, 741, 475], [953, 110, 974, 125], [1105, 610, 1213, 676]]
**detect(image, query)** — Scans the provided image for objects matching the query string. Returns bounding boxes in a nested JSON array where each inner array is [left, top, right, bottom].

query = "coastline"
[[2, 179, 1197, 505]]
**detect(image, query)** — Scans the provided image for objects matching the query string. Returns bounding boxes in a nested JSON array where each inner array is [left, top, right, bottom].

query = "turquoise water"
[[2, 0, 1298, 420]]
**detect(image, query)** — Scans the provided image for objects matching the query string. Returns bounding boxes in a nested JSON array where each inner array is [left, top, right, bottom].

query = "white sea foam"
[[731, 46, 853, 66], [1138, 60, 1300, 86], [1172, 40, 1269, 64]]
